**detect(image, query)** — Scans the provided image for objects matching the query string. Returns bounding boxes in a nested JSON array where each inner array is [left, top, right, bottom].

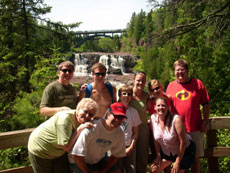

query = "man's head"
[[91, 63, 107, 83], [104, 102, 127, 130], [75, 98, 98, 124], [173, 59, 189, 83], [58, 61, 75, 85]]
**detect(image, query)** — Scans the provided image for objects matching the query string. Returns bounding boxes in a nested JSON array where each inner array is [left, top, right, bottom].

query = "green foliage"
[[9, 91, 45, 130], [0, 147, 29, 171], [98, 37, 115, 52]]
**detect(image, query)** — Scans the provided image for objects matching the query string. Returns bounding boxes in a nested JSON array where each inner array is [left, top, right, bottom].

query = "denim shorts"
[[160, 140, 196, 169], [70, 155, 119, 173]]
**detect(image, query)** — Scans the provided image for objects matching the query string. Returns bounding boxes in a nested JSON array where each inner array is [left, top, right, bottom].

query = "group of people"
[[28, 59, 210, 173]]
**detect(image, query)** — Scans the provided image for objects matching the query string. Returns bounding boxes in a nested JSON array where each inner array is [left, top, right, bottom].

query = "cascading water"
[[74, 53, 128, 76], [74, 54, 89, 76]]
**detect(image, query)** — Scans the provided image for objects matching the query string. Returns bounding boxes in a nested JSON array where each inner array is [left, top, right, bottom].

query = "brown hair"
[[118, 85, 133, 101], [134, 71, 146, 79], [58, 60, 75, 71], [173, 59, 188, 70], [155, 96, 173, 129], [91, 63, 107, 73]]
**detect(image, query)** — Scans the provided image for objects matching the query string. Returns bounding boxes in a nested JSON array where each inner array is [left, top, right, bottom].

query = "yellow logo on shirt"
[[176, 90, 191, 101]]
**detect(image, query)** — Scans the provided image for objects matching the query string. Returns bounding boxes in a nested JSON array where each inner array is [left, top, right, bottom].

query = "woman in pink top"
[[150, 97, 195, 173]]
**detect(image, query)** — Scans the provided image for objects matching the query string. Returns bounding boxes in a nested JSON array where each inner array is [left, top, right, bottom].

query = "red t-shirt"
[[166, 78, 210, 132]]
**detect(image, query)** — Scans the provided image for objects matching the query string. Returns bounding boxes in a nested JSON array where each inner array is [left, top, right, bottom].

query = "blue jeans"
[[70, 155, 118, 173]]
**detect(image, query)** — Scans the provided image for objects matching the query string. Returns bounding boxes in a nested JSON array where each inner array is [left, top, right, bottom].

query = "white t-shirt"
[[71, 119, 126, 165], [120, 106, 141, 146]]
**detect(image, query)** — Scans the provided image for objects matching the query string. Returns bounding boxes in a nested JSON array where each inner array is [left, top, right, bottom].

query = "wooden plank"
[[205, 147, 230, 157], [209, 117, 230, 130], [206, 130, 219, 173], [0, 166, 33, 173], [0, 128, 34, 149]]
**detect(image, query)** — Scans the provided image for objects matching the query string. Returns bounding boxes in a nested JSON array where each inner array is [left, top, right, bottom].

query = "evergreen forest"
[[0, 0, 229, 172]]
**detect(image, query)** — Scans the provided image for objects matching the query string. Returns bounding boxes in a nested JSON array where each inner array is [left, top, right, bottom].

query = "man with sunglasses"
[[78, 62, 116, 119], [40, 60, 78, 117], [70, 102, 127, 173]]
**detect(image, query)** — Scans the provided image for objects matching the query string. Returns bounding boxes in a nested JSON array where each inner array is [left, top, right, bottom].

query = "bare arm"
[[112, 86, 117, 102], [40, 106, 71, 116], [126, 125, 139, 156], [73, 155, 89, 173], [77, 87, 86, 103], [62, 122, 94, 152], [201, 103, 210, 132], [173, 117, 188, 172]]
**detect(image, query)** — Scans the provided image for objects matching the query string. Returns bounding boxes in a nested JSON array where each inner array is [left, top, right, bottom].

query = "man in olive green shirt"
[[40, 60, 78, 117]]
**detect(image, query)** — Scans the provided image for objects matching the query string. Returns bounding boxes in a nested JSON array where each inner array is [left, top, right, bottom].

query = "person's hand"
[[201, 120, 209, 132], [172, 160, 180, 173], [80, 83, 88, 91], [77, 122, 94, 132], [58, 106, 71, 112], [150, 155, 161, 172]]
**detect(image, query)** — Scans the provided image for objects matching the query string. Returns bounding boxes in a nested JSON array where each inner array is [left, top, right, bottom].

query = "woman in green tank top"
[[130, 71, 150, 173]]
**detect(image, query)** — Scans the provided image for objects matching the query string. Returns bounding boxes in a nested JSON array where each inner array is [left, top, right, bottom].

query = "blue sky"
[[43, 0, 152, 31]]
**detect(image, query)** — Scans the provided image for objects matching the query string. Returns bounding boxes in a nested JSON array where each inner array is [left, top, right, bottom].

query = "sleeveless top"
[[151, 114, 191, 156], [130, 91, 148, 124]]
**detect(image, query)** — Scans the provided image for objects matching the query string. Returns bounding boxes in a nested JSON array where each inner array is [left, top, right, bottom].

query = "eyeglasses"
[[94, 72, 106, 77], [135, 71, 146, 75], [121, 92, 132, 97], [61, 69, 73, 73], [83, 109, 94, 117], [150, 86, 160, 92]]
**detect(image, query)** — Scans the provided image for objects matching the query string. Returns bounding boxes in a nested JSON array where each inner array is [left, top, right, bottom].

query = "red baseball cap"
[[109, 102, 127, 118]]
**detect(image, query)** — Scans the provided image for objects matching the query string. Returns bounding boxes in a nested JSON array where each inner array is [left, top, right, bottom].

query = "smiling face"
[[106, 112, 125, 130], [154, 98, 168, 117], [150, 84, 163, 97], [134, 73, 146, 90], [76, 106, 97, 124], [92, 67, 106, 84], [174, 65, 189, 83], [58, 65, 74, 85]]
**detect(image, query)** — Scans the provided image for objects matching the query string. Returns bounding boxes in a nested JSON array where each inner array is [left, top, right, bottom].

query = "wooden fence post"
[[206, 130, 219, 173]]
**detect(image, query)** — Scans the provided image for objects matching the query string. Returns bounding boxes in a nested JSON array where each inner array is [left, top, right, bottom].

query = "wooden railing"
[[0, 117, 230, 173]]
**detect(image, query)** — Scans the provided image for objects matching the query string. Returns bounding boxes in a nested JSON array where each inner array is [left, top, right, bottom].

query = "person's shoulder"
[[45, 80, 59, 88], [128, 106, 139, 116]]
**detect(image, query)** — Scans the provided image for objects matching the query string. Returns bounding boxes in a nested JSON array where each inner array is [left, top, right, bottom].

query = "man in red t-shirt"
[[166, 59, 210, 173]]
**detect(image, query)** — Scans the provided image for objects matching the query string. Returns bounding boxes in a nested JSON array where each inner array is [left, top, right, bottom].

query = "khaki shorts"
[[188, 131, 204, 157]]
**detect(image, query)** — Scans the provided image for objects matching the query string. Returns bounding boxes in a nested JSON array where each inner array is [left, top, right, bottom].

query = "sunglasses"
[[61, 69, 73, 73], [150, 86, 160, 92], [135, 71, 146, 75], [121, 92, 132, 97], [94, 72, 106, 77], [113, 114, 125, 120]]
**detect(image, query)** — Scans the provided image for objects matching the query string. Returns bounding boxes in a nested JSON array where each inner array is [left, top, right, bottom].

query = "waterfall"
[[74, 54, 89, 76], [73, 53, 134, 76]]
